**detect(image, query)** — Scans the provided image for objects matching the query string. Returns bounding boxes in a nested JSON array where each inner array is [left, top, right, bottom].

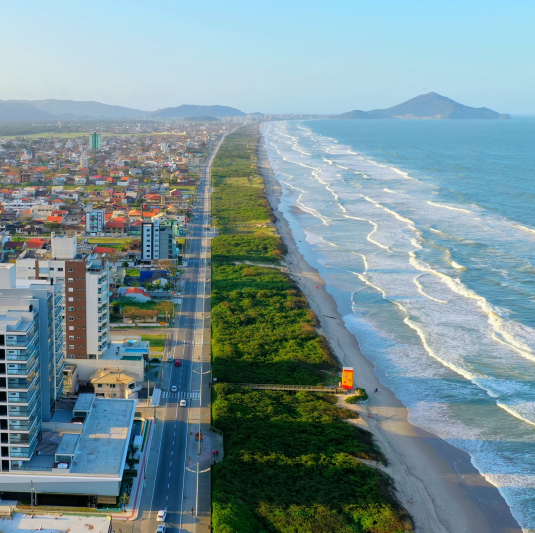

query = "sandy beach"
[[257, 133, 522, 533]]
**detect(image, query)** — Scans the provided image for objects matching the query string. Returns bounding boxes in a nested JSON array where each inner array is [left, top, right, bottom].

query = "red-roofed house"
[[122, 287, 151, 302], [26, 238, 49, 249], [105, 220, 125, 235]]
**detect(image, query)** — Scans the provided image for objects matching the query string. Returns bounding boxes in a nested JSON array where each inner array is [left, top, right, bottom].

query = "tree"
[[44, 222, 62, 231], [154, 280, 162, 291], [129, 443, 140, 457], [122, 260, 129, 268], [163, 282, 171, 292], [119, 492, 130, 511]]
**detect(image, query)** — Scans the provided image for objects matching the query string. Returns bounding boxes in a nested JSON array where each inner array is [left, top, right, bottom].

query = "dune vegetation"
[[210, 124, 412, 533]]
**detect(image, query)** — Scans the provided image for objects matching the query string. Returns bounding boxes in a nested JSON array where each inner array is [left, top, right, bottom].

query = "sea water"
[[262, 119, 535, 531]]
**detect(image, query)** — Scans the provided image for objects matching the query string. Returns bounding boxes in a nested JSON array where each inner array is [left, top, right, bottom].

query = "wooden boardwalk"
[[236, 383, 347, 394]]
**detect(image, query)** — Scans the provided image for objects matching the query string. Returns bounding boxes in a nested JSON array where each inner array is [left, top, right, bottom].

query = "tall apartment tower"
[[88, 132, 102, 151], [85, 209, 106, 234], [0, 264, 65, 471], [16, 237, 110, 360], [141, 218, 178, 262]]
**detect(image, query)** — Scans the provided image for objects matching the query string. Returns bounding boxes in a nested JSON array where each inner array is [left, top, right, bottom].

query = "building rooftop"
[[70, 397, 135, 476], [0, 514, 111, 533], [56, 433, 80, 456], [74, 393, 95, 413]]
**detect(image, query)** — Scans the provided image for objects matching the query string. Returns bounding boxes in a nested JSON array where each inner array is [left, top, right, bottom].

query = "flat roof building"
[[0, 394, 136, 505]]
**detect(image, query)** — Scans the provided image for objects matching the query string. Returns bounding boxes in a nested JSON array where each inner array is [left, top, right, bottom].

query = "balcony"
[[128, 384, 142, 394]]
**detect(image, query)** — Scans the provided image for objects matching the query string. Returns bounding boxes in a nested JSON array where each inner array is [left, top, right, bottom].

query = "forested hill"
[[338, 92, 509, 119]]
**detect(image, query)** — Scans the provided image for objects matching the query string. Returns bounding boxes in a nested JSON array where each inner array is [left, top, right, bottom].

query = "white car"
[[157, 510, 167, 522], [171, 385, 178, 393], [156, 525, 166, 533], [180, 399, 187, 407]]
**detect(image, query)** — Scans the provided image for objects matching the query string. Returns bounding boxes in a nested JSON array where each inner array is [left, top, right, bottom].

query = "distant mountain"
[[7, 99, 148, 118], [0, 101, 54, 121], [150, 105, 245, 119], [0, 99, 247, 121], [181, 116, 221, 122], [338, 93, 510, 120]]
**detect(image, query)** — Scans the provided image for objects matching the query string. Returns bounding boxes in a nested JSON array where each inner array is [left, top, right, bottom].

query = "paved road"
[[119, 136, 222, 533]]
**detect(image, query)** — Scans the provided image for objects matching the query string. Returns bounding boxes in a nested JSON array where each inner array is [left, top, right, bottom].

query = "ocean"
[[262, 118, 535, 532]]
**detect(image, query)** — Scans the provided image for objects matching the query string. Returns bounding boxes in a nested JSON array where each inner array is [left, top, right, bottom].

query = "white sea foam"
[[427, 200, 474, 213]]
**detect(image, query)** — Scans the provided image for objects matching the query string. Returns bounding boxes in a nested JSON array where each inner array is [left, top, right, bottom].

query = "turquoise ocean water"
[[262, 119, 535, 531]]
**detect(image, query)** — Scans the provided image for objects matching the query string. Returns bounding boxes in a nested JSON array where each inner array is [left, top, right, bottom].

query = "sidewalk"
[[111, 418, 155, 521]]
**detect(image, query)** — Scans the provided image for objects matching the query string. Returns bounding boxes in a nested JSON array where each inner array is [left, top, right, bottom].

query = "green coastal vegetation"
[[211, 125, 412, 533]]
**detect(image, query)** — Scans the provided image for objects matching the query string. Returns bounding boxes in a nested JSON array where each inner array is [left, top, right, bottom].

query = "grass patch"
[[141, 334, 166, 348], [346, 389, 369, 403], [126, 268, 141, 276]]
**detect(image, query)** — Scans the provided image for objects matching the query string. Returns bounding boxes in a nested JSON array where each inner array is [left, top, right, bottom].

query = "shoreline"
[[257, 129, 522, 533]]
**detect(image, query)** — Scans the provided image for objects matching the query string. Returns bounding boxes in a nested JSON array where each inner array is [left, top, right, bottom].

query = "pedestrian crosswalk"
[[162, 391, 200, 399]]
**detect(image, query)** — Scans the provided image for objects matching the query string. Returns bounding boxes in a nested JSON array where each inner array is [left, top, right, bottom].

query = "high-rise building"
[[16, 237, 110, 360], [141, 218, 179, 262], [0, 264, 65, 471], [88, 132, 102, 151], [85, 209, 106, 234], [80, 153, 89, 168]]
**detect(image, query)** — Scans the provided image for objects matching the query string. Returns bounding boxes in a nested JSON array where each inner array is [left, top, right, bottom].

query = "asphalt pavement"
[[116, 136, 224, 533]]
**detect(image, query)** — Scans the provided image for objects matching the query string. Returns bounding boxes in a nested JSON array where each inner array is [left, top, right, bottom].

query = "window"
[[68, 307, 73, 311], [68, 268, 73, 272], [68, 278, 73, 282], [69, 345, 74, 349], [68, 297, 73, 302], [68, 317, 74, 321], [58, 268, 64, 272], [69, 326, 74, 331], [68, 288, 73, 292], [69, 336, 74, 340], [97, 384, 103, 388]]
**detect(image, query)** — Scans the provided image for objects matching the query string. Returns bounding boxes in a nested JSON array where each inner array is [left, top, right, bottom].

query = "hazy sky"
[[1, 0, 534, 114]]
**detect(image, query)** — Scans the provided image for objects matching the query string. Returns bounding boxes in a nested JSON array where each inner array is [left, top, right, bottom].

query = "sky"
[[1, 0, 534, 114]]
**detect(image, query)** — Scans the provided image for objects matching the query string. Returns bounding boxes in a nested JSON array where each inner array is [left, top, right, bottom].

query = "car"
[[167, 358, 173, 363], [171, 385, 178, 393], [180, 399, 187, 407], [156, 525, 166, 533], [174, 360, 181, 367], [157, 510, 167, 522]]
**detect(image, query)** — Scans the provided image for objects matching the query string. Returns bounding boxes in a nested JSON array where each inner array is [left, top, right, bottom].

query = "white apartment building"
[[16, 237, 110, 360], [85, 209, 106, 234]]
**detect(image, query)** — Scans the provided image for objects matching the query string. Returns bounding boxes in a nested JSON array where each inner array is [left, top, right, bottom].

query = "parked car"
[[157, 510, 167, 522], [171, 385, 178, 393], [156, 525, 166, 533], [174, 360, 181, 367]]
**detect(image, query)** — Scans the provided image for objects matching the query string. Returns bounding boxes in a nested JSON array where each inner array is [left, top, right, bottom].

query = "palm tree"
[[120, 492, 130, 511], [154, 280, 162, 291], [163, 282, 171, 292], [129, 443, 140, 457]]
